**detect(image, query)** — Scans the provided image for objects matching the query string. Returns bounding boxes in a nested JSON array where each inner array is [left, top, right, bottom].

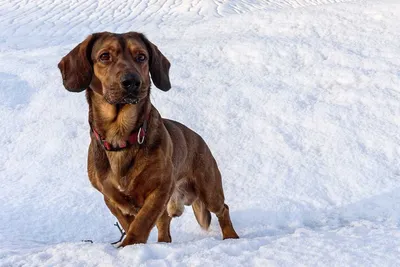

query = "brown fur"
[[58, 32, 239, 247]]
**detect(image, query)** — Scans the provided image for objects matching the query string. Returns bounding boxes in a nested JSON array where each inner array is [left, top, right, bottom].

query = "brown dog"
[[58, 32, 239, 247]]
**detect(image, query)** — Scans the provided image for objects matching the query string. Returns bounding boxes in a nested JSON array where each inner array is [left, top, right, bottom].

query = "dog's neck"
[[87, 89, 154, 179], [87, 89, 151, 147]]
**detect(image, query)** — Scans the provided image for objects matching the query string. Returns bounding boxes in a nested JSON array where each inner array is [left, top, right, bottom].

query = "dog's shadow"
[[161, 187, 400, 244], [151, 207, 279, 244]]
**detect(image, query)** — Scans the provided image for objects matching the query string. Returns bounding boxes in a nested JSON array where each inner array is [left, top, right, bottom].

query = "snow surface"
[[1, 0, 400, 266]]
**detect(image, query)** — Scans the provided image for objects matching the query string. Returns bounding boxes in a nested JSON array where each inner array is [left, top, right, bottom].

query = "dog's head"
[[58, 32, 171, 104]]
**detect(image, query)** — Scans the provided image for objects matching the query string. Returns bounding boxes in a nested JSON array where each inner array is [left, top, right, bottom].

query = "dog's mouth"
[[121, 95, 139, 104], [105, 94, 140, 105]]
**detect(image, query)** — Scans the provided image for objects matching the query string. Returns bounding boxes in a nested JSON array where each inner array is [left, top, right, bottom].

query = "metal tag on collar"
[[137, 119, 148, 145], [137, 127, 145, 144]]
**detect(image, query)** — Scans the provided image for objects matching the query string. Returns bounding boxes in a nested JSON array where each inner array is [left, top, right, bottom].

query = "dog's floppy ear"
[[139, 34, 171, 91], [58, 34, 99, 92]]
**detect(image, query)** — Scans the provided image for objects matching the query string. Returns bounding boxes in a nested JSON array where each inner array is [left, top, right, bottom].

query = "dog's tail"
[[192, 199, 211, 230]]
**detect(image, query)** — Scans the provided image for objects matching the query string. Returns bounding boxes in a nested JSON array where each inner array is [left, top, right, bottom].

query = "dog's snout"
[[120, 73, 141, 90]]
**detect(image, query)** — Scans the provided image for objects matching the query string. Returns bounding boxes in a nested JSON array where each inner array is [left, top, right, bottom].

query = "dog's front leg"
[[104, 196, 134, 233], [119, 185, 170, 247]]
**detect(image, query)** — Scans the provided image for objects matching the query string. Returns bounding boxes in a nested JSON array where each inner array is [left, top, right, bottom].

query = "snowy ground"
[[1, 0, 400, 266]]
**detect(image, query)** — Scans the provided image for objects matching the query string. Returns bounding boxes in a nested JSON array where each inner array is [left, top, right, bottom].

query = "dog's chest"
[[107, 151, 134, 177], [116, 175, 129, 191], [107, 172, 136, 195], [94, 153, 145, 213], [94, 147, 149, 215], [104, 174, 144, 215]]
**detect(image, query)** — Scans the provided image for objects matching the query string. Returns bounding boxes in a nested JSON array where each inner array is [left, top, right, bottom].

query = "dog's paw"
[[117, 234, 146, 247], [113, 241, 123, 248], [117, 236, 132, 248]]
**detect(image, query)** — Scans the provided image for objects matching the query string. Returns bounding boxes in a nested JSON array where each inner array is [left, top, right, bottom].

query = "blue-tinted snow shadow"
[[314, 187, 400, 229], [0, 72, 36, 109], [3, 188, 399, 249], [228, 187, 400, 240]]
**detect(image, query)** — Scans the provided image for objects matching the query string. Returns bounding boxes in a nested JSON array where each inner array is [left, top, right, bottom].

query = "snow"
[[1, 0, 400, 266]]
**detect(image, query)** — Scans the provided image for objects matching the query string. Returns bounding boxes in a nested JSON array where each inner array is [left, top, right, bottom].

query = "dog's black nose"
[[120, 73, 141, 91]]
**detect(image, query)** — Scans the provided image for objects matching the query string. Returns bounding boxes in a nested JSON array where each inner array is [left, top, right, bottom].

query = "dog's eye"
[[99, 52, 111, 62], [136, 54, 146, 63]]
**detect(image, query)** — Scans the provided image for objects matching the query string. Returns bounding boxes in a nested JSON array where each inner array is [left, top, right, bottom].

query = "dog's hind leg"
[[212, 203, 239, 240], [156, 210, 172, 243], [204, 192, 239, 240], [199, 168, 239, 240]]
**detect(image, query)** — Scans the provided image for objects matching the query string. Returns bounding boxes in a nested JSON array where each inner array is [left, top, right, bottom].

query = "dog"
[[58, 32, 239, 247]]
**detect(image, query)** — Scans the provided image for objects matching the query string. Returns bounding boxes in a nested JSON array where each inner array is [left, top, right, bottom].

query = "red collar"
[[90, 112, 150, 152]]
